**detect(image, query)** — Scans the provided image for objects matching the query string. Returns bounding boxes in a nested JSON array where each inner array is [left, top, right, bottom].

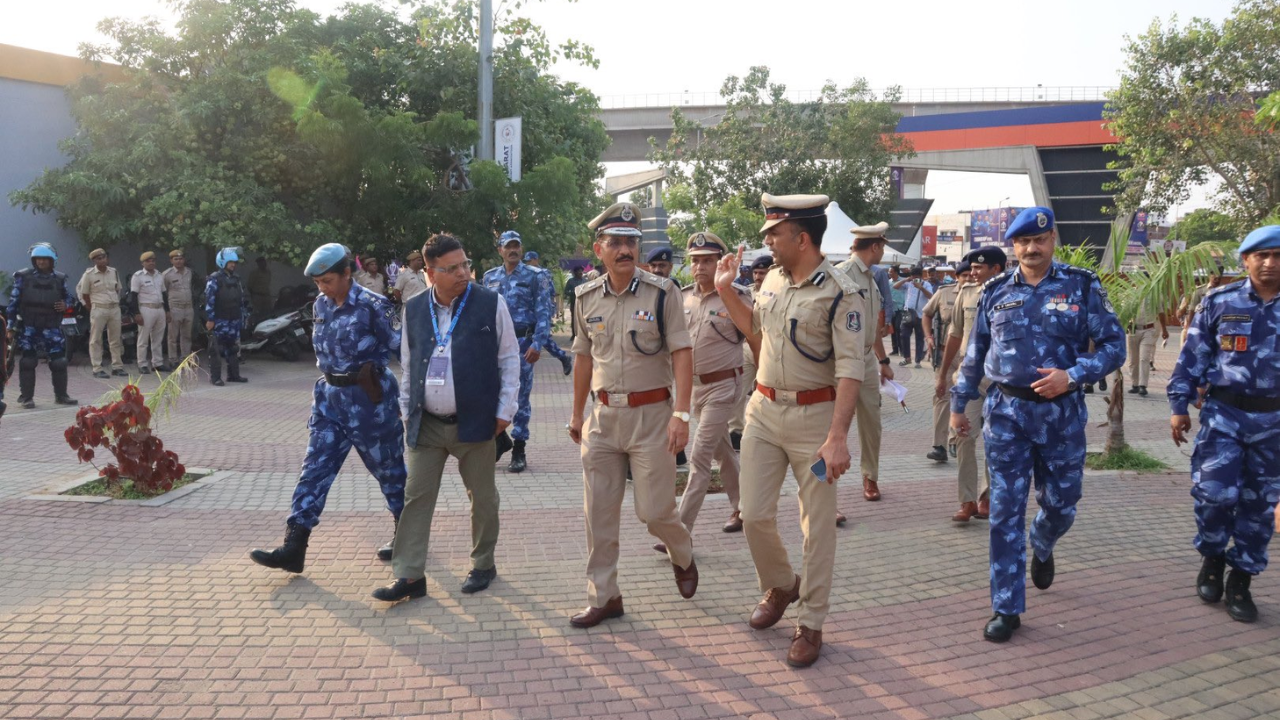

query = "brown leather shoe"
[[749, 575, 801, 630], [673, 559, 698, 599], [569, 596, 624, 628], [835, 510, 847, 526], [862, 475, 881, 501], [722, 510, 743, 533], [787, 626, 823, 668], [976, 496, 990, 519], [952, 501, 978, 523], [652, 542, 667, 554]]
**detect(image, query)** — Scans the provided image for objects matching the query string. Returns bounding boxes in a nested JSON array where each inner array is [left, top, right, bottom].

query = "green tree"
[[649, 67, 912, 248], [1106, 0, 1280, 227], [10, 0, 608, 266], [1171, 208, 1239, 246]]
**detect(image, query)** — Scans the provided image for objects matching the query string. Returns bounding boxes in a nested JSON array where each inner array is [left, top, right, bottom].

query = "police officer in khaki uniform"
[[836, 223, 894, 503], [937, 247, 1005, 522], [923, 265, 966, 463], [390, 249, 430, 304], [567, 202, 699, 628], [1126, 298, 1168, 397], [130, 251, 168, 373], [728, 255, 773, 456], [715, 193, 866, 668], [77, 248, 126, 378], [162, 249, 198, 365]]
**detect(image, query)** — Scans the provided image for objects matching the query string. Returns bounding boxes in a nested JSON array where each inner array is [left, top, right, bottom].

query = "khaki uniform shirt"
[[354, 270, 387, 295], [683, 283, 748, 376], [161, 267, 196, 307], [393, 269, 430, 302], [835, 256, 881, 353], [752, 260, 866, 391], [1180, 285, 1208, 319], [572, 270, 692, 392], [949, 282, 983, 381], [923, 283, 960, 331], [1134, 300, 1156, 328], [131, 269, 165, 305], [77, 266, 122, 306]]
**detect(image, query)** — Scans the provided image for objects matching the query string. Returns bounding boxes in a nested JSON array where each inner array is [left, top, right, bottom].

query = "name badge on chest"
[[426, 355, 449, 385]]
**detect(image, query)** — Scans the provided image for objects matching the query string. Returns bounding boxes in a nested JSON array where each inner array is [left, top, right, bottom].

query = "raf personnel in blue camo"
[[482, 231, 554, 474], [950, 206, 1126, 643], [1170, 225, 1280, 624], [203, 248, 252, 386], [523, 251, 575, 376], [5, 243, 79, 409], [250, 243, 407, 573]]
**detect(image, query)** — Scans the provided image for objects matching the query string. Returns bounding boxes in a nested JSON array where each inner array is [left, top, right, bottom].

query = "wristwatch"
[[672, 411, 691, 423], [879, 357, 891, 366], [1067, 379, 1079, 393]]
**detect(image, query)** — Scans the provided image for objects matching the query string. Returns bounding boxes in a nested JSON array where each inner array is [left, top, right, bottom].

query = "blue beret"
[[955, 260, 972, 275], [523, 251, 539, 262], [305, 243, 348, 277], [497, 230, 521, 247], [1239, 225, 1280, 254], [963, 246, 1007, 267], [1004, 206, 1055, 240], [646, 247, 673, 263], [749, 255, 774, 271]]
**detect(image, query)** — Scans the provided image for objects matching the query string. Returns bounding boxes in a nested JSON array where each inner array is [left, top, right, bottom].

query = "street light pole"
[[477, 0, 494, 161]]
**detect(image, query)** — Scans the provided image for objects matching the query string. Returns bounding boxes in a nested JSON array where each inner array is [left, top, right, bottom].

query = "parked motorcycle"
[[241, 303, 310, 361], [58, 302, 90, 364]]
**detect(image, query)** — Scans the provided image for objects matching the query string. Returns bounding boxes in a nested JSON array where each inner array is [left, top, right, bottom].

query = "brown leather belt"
[[697, 367, 742, 385], [598, 387, 671, 408], [756, 383, 836, 405], [141, 303, 164, 309], [1133, 323, 1155, 330]]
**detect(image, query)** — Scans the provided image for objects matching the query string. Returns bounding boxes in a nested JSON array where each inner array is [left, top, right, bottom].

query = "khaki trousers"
[[167, 305, 195, 363], [89, 305, 124, 372], [856, 354, 882, 482], [679, 375, 741, 532], [1128, 327, 1158, 387], [954, 380, 991, 504], [137, 306, 167, 368], [581, 400, 693, 607], [932, 359, 959, 448], [392, 417, 499, 580], [740, 392, 838, 630], [729, 346, 756, 434]]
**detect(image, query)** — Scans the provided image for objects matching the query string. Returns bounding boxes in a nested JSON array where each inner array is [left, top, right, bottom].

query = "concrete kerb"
[[23, 466, 223, 505]]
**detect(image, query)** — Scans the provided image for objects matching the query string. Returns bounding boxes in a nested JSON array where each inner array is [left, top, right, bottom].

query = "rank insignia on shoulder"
[[846, 310, 862, 332]]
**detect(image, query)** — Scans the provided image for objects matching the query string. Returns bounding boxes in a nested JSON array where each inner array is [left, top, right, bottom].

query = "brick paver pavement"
[[1, 337, 1276, 719]]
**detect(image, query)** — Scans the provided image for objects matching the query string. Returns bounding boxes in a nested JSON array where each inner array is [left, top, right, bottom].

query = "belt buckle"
[[774, 389, 797, 404], [611, 392, 631, 408]]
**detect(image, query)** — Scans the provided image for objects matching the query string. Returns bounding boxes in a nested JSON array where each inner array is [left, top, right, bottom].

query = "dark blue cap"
[[523, 251, 539, 262], [1239, 225, 1280, 254], [749, 254, 774, 271], [1004, 206, 1055, 240], [964, 246, 1007, 268], [497, 230, 521, 247], [955, 260, 972, 275], [646, 247, 673, 264]]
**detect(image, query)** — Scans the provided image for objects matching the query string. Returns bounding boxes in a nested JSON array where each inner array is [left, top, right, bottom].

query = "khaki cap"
[[760, 193, 829, 232], [405, 249, 423, 262], [140, 251, 156, 262], [850, 221, 890, 239], [89, 248, 107, 260], [169, 249, 184, 259], [588, 202, 643, 237], [686, 231, 729, 256]]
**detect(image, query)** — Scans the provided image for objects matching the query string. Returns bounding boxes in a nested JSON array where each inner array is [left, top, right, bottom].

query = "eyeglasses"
[[430, 259, 473, 275], [600, 237, 639, 250]]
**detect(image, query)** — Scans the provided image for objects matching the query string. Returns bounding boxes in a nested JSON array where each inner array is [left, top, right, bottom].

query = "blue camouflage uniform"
[[482, 262, 552, 443], [952, 261, 1125, 616], [539, 268, 572, 363], [287, 283, 407, 529], [1168, 278, 1280, 575], [203, 270, 251, 360], [6, 270, 76, 356]]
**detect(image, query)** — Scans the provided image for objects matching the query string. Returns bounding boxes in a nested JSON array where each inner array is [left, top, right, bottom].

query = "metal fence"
[[598, 86, 1114, 109]]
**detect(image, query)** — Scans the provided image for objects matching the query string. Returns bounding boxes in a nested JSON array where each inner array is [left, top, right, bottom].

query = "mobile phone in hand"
[[810, 458, 827, 482]]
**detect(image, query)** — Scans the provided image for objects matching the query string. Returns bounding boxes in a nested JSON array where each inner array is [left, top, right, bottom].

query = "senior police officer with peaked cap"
[[77, 247, 127, 378], [951, 207, 1125, 642], [714, 193, 866, 667], [1170, 225, 1280, 624], [728, 253, 776, 454], [250, 243, 407, 574], [483, 230, 554, 473], [566, 201, 699, 628]]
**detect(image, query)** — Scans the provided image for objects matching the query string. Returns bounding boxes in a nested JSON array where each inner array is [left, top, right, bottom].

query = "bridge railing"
[[598, 86, 1115, 109]]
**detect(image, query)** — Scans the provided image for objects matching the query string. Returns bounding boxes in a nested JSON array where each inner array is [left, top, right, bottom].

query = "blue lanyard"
[[429, 283, 471, 354]]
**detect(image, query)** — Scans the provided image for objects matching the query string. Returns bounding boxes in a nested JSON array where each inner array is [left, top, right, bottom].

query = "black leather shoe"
[[926, 445, 947, 462], [55, 396, 78, 406], [93, 370, 109, 379], [1098, 377, 1107, 391], [1138, 386, 1148, 397], [461, 566, 497, 594], [19, 398, 35, 409], [1197, 554, 1226, 603], [372, 577, 427, 602], [138, 366, 152, 375], [983, 613, 1021, 642], [1128, 385, 1140, 394], [1082, 384, 1094, 394], [1225, 570, 1258, 623], [1031, 553, 1054, 590], [507, 441, 527, 473], [495, 430, 513, 462], [377, 517, 397, 561], [112, 368, 128, 377], [560, 356, 573, 376], [212, 378, 226, 387], [228, 376, 248, 383]]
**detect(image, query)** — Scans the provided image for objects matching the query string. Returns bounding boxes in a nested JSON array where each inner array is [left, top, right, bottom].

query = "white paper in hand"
[[880, 379, 909, 409]]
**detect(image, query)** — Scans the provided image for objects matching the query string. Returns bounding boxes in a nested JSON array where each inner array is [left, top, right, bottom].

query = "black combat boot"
[[926, 445, 947, 462], [50, 357, 77, 406], [508, 440, 527, 473], [227, 356, 248, 383], [559, 355, 573, 376], [377, 517, 397, 561], [1196, 554, 1226, 603], [983, 613, 1021, 642], [209, 348, 225, 386], [1031, 552, 1055, 590], [1225, 569, 1258, 623], [495, 430, 513, 462], [249, 524, 310, 573], [18, 354, 37, 408]]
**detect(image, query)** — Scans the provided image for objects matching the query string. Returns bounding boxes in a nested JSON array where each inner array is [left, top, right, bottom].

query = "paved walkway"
[[1, 338, 1276, 719]]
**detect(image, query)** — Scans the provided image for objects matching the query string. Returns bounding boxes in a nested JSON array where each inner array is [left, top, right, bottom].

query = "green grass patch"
[[1086, 446, 1168, 472], [62, 472, 206, 500], [674, 467, 725, 497]]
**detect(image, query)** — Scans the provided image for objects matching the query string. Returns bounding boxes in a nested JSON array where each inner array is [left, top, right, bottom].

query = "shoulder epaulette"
[[829, 266, 858, 295], [982, 270, 1013, 292], [1205, 282, 1237, 299], [1059, 263, 1100, 281], [635, 269, 667, 289], [576, 275, 606, 296]]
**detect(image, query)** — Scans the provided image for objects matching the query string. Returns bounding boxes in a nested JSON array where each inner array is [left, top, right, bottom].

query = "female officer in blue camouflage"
[[1170, 225, 1280, 624], [203, 248, 252, 386], [249, 244, 407, 573], [951, 207, 1126, 643], [6, 242, 79, 409]]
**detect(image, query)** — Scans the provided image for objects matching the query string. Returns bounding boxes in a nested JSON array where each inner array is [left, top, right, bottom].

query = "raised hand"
[[715, 245, 744, 292]]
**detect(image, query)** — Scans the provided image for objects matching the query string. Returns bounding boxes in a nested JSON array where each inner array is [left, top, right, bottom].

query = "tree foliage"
[[649, 67, 913, 249], [1106, 0, 1280, 227], [10, 0, 608, 266], [1171, 208, 1239, 246]]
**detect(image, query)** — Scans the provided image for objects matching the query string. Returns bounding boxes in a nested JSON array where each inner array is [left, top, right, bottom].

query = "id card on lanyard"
[[427, 284, 471, 386]]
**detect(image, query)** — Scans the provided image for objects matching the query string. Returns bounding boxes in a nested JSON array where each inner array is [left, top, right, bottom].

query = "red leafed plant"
[[64, 384, 185, 494]]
